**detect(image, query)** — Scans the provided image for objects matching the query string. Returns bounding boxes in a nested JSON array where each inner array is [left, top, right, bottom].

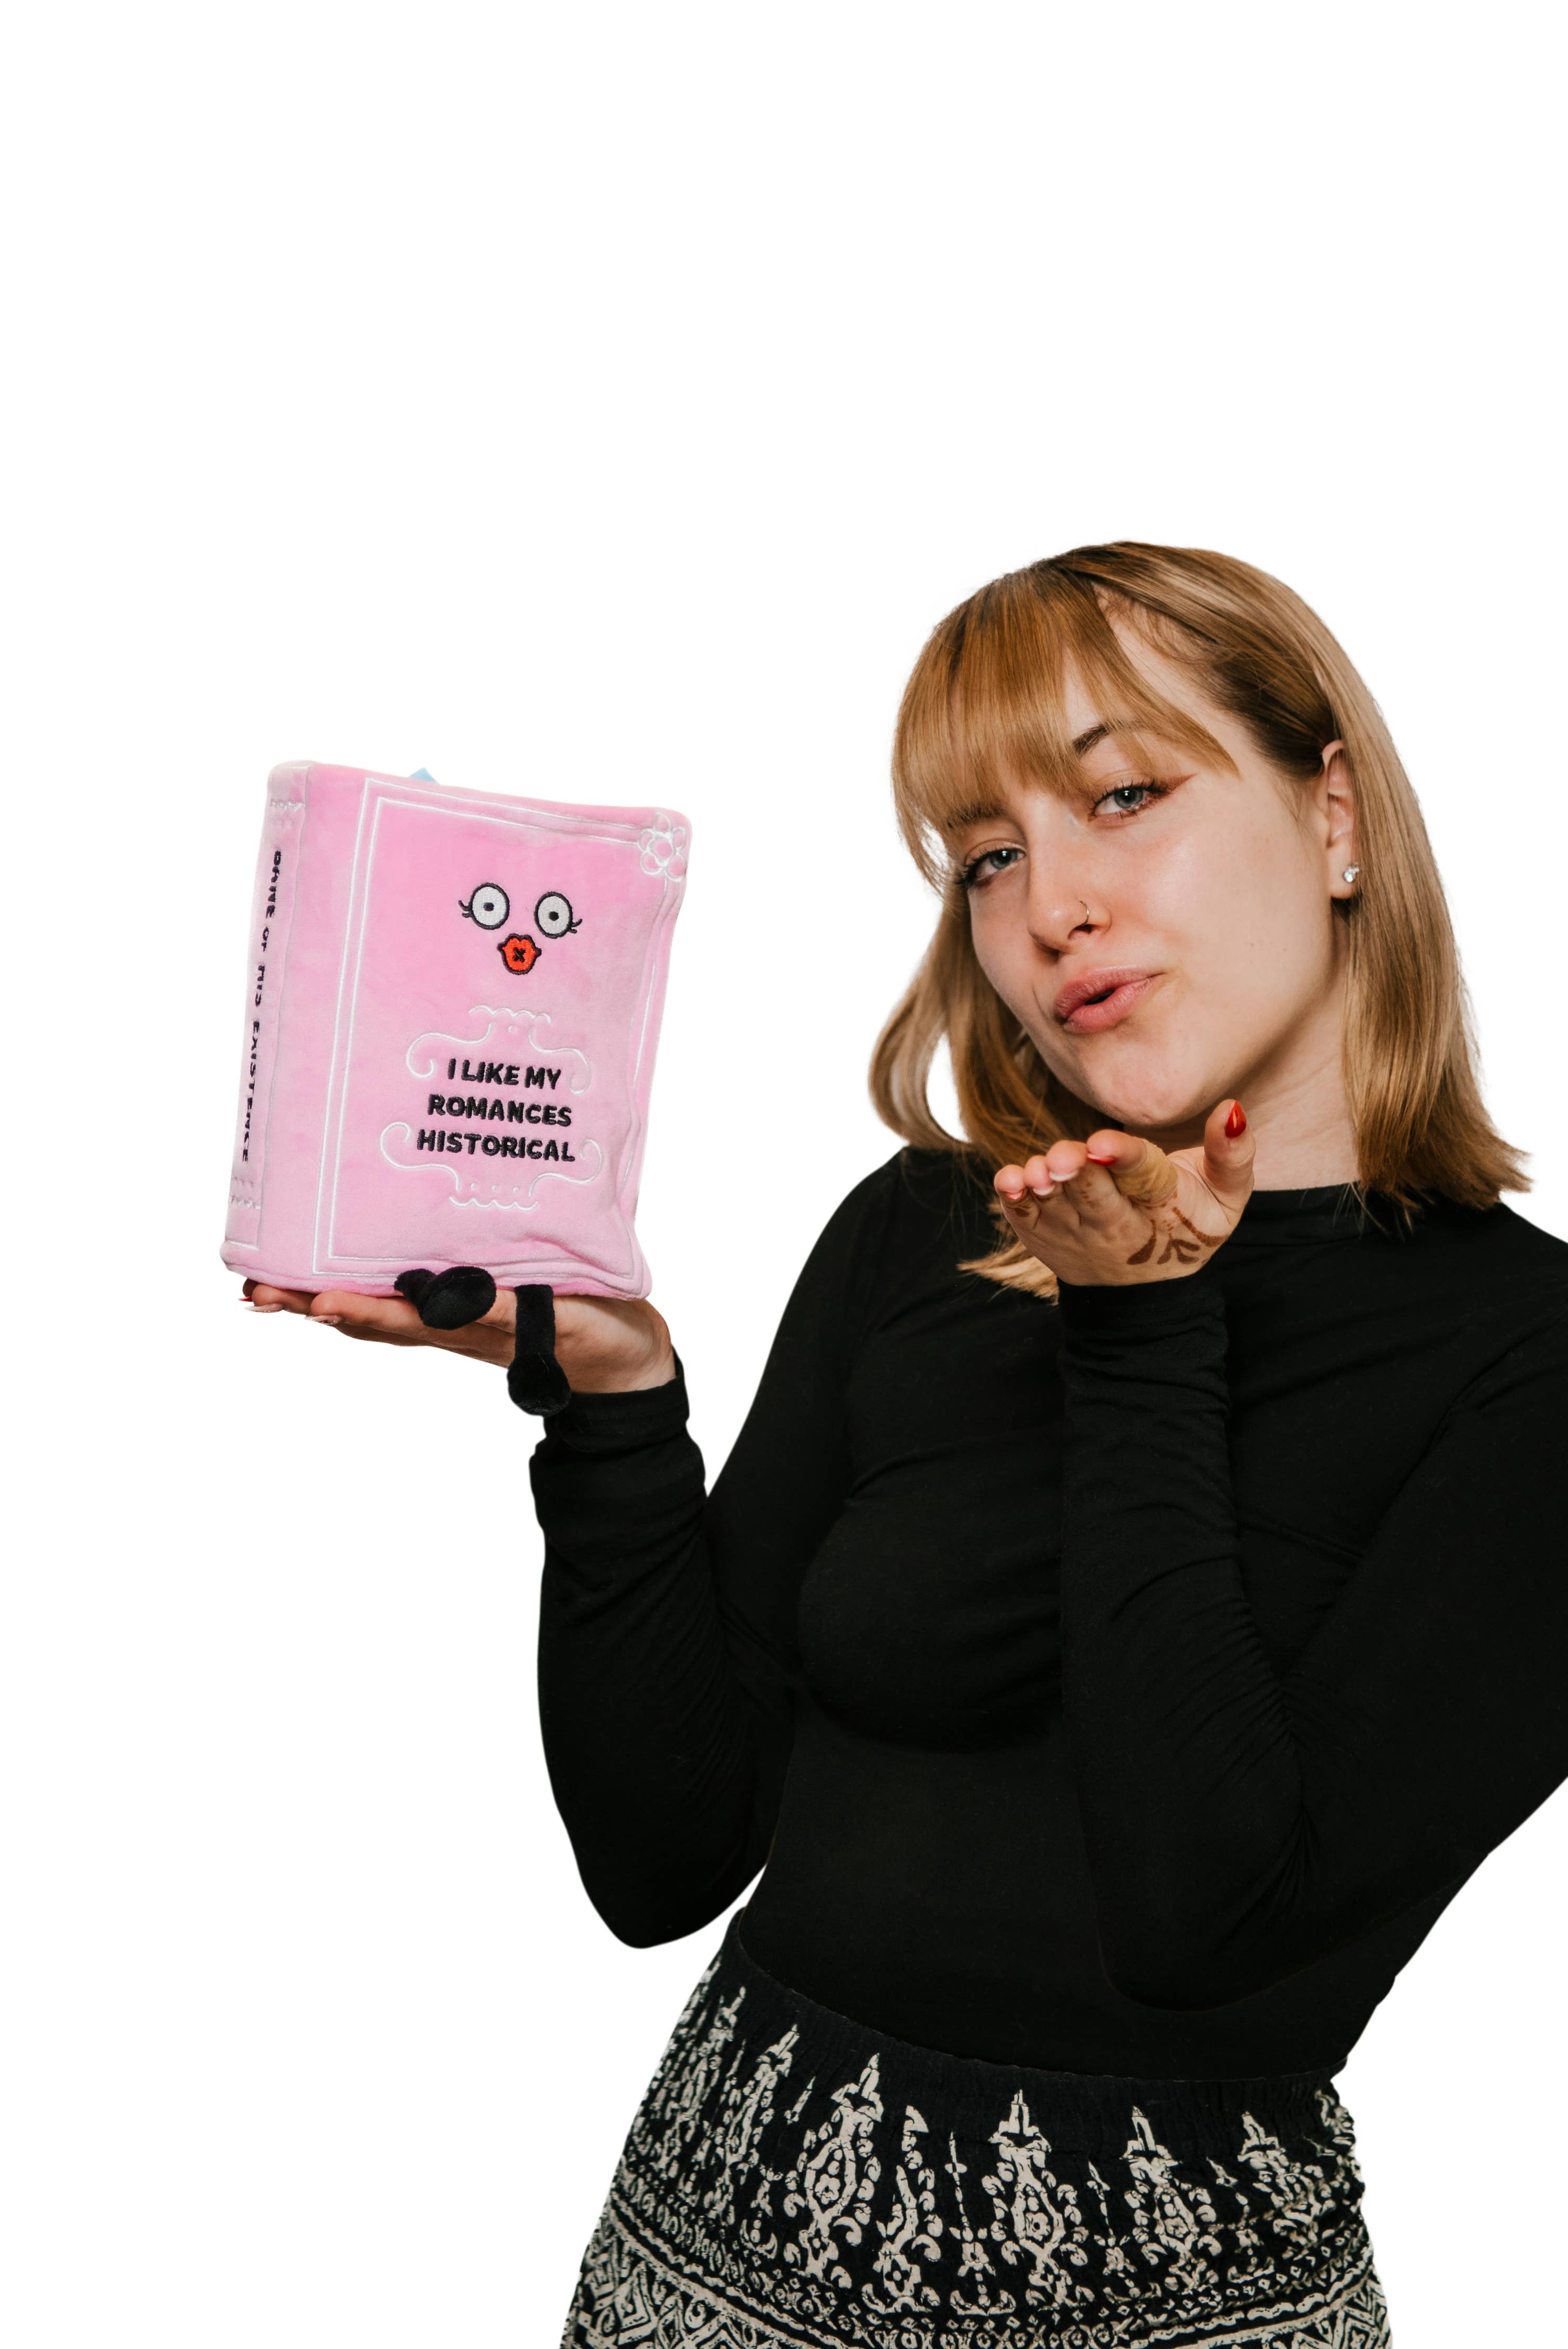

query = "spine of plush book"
[[226, 764, 311, 1255]]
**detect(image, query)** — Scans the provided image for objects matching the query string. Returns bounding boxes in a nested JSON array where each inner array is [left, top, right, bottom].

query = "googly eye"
[[461, 883, 510, 930], [535, 890, 577, 938]]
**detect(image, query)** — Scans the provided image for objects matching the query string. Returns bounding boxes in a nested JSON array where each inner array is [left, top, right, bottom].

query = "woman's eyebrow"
[[944, 798, 1008, 829], [1073, 720, 1161, 757]]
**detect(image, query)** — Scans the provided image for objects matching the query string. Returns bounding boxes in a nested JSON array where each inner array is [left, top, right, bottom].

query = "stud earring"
[[1342, 865, 1361, 886]]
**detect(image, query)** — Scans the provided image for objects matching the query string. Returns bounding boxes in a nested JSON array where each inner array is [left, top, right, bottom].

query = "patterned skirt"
[[563, 1911, 1392, 2348]]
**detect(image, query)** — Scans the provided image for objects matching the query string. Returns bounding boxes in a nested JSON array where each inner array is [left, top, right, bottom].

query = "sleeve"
[[527, 1158, 898, 1946], [1055, 1271, 1568, 2009]]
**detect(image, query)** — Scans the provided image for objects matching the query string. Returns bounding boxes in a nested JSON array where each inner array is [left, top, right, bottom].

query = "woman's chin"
[[1034, 1020, 1224, 1137], [1065, 1059, 1218, 1139]]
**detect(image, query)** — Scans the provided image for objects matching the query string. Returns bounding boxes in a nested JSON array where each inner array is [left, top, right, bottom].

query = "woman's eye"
[[958, 845, 1024, 888], [461, 882, 511, 929], [1092, 782, 1163, 819]]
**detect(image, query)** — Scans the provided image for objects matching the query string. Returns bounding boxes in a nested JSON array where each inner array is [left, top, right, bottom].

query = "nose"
[[1026, 867, 1100, 955]]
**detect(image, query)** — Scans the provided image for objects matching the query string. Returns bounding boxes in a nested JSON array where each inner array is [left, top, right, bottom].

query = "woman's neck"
[[1149, 999, 1360, 1190]]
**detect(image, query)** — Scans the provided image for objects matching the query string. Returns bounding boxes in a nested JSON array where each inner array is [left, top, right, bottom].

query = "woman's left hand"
[[994, 1099, 1255, 1287]]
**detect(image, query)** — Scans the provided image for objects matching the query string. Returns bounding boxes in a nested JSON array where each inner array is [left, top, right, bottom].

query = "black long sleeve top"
[[529, 1149, 1568, 2077]]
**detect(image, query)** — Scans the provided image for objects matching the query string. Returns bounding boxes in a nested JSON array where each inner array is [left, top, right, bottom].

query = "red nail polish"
[[1224, 1101, 1247, 1138], [1085, 1148, 1117, 1164]]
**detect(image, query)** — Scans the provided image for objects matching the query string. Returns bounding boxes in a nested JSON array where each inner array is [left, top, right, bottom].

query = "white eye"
[[535, 890, 576, 938], [462, 883, 510, 930]]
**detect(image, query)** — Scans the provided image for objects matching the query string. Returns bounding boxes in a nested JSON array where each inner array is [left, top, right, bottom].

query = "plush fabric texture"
[[222, 764, 689, 1298]]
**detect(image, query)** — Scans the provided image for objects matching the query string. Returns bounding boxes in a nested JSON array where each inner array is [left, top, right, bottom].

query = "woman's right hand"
[[242, 1280, 678, 1394]]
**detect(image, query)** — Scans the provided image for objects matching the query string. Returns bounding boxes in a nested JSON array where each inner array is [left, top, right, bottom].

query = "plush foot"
[[507, 1284, 573, 1417], [393, 1265, 500, 1329]]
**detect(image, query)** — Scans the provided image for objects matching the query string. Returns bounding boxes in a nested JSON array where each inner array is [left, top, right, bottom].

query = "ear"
[[1309, 740, 1359, 900]]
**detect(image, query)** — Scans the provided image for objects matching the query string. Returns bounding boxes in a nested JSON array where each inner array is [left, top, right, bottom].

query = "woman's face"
[[949, 630, 1359, 1149]]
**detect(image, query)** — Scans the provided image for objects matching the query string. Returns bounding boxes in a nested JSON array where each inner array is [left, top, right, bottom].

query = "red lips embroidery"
[[498, 934, 541, 974]]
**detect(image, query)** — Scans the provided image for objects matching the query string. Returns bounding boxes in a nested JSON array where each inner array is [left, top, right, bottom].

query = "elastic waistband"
[[722, 1909, 1343, 2160]]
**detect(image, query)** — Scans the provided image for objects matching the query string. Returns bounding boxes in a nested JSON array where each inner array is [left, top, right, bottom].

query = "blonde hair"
[[869, 542, 1525, 1294]]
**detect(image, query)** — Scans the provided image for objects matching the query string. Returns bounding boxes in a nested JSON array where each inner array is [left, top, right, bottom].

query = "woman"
[[248, 544, 1568, 2346]]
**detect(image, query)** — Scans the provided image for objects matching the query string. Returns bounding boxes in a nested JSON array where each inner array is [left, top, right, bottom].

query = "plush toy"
[[222, 763, 689, 1410]]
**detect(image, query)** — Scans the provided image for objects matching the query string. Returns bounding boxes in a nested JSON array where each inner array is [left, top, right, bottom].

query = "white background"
[[4, 3, 1565, 2342]]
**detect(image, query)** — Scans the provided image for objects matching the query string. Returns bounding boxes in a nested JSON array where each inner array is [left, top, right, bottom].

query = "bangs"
[[891, 565, 1227, 884]]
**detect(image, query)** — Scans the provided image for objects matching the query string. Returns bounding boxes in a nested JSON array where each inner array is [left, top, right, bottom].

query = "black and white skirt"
[[563, 1911, 1392, 2347]]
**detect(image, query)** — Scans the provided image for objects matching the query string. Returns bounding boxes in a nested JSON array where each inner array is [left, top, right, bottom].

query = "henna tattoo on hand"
[[1124, 1205, 1220, 1268]]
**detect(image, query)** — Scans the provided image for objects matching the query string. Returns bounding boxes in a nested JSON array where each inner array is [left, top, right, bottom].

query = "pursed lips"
[[1052, 968, 1163, 1035]]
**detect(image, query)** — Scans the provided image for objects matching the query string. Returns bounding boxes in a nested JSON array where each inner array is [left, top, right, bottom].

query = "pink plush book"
[[221, 764, 689, 1300]]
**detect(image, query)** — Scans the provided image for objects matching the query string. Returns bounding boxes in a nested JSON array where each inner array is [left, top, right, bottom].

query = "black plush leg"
[[394, 1264, 499, 1329], [507, 1284, 572, 1417]]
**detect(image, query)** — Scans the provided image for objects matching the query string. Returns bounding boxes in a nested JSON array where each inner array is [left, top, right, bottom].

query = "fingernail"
[[314, 1314, 342, 1326], [1085, 1147, 1117, 1164], [1028, 1181, 1054, 1198], [1224, 1101, 1247, 1138], [248, 1303, 282, 1314]]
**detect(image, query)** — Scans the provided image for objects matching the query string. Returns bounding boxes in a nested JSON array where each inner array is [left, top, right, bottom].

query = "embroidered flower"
[[638, 813, 689, 879]]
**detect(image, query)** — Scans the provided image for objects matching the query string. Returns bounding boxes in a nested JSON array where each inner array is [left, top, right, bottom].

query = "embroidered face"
[[461, 881, 579, 974]]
